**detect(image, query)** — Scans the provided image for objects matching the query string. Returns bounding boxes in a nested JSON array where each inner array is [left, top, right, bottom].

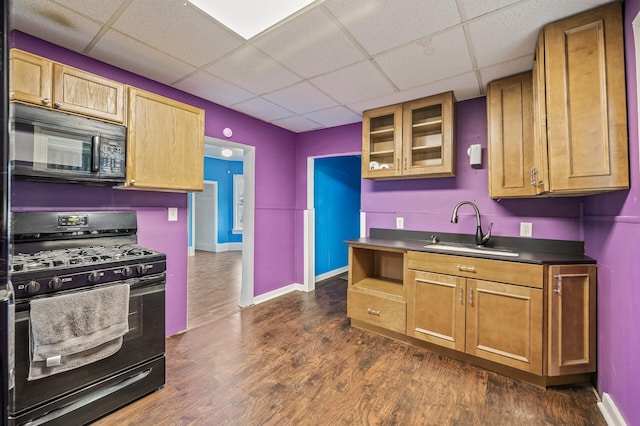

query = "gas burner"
[[10, 244, 161, 274]]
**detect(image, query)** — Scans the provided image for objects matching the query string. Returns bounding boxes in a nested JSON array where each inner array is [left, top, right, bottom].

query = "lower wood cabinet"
[[347, 246, 596, 387]]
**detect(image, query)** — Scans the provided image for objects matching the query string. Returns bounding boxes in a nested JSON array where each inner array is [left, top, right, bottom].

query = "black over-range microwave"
[[9, 103, 126, 184]]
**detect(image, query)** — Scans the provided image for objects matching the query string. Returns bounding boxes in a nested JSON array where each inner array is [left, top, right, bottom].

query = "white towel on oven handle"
[[28, 284, 130, 381]]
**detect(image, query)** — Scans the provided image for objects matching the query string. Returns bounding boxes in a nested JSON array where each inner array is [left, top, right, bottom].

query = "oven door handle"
[[91, 136, 100, 173]]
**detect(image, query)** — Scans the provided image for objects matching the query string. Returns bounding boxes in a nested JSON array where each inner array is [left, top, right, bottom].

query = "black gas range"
[[10, 211, 166, 301], [8, 211, 166, 426]]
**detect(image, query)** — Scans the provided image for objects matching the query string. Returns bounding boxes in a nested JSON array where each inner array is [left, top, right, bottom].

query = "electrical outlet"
[[520, 222, 533, 237], [396, 217, 404, 229], [168, 207, 178, 222]]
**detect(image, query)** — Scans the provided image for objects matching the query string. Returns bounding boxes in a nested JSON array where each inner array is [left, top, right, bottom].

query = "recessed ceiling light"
[[188, 0, 317, 40]]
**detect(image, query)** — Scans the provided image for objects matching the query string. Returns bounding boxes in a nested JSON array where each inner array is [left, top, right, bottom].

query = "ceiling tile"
[[348, 72, 481, 114], [255, 7, 366, 78], [468, 0, 611, 68], [480, 55, 534, 87], [50, 0, 126, 23], [206, 45, 302, 95], [271, 116, 323, 133], [311, 60, 396, 105], [173, 70, 254, 106], [231, 97, 294, 122], [304, 106, 362, 128], [374, 27, 473, 90], [90, 30, 196, 85], [111, 0, 244, 67], [11, 0, 103, 52], [325, 0, 461, 55], [263, 82, 338, 114], [456, 0, 523, 20]]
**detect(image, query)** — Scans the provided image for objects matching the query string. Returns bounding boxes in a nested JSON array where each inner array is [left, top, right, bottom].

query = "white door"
[[194, 181, 217, 252]]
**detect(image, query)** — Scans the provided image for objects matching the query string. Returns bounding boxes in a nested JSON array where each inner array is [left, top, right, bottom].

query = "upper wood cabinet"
[[487, 2, 629, 198], [10, 49, 126, 124], [542, 2, 628, 194], [487, 72, 537, 198], [362, 91, 455, 180], [126, 87, 204, 192]]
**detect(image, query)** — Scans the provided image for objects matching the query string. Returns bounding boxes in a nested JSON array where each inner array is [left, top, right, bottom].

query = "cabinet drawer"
[[407, 251, 544, 288], [347, 288, 406, 333]]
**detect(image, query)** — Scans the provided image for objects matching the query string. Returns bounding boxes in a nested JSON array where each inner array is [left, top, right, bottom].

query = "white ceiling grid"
[[11, 0, 613, 133]]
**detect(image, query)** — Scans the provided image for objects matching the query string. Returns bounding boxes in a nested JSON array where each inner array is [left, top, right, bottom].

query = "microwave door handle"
[[91, 136, 100, 172]]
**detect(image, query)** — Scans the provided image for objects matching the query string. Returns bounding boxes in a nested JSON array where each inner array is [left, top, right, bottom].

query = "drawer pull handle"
[[367, 308, 380, 316], [457, 264, 476, 272]]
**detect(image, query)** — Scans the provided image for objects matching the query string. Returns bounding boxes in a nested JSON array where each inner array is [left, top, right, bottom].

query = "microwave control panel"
[[100, 140, 126, 175]]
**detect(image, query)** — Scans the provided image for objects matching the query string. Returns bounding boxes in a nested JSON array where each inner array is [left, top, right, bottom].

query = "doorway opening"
[[189, 137, 255, 320], [304, 154, 361, 292]]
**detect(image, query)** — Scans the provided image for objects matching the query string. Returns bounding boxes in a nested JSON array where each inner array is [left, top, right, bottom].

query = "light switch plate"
[[168, 207, 178, 222], [396, 217, 404, 229], [520, 222, 532, 237]]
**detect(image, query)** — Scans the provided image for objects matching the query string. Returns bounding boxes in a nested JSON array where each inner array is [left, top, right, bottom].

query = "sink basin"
[[424, 242, 519, 258]]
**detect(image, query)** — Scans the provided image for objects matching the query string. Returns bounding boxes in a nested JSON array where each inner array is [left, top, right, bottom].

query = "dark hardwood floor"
[[187, 250, 242, 330], [93, 252, 605, 425]]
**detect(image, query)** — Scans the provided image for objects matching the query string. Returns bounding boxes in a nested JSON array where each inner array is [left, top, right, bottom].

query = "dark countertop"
[[347, 229, 596, 265]]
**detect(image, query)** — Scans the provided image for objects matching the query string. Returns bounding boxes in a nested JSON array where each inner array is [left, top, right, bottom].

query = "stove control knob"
[[26, 280, 41, 294], [48, 277, 62, 290], [121, 266, 134, 277], [88, 271, 101, 283], [136, 264, 149, 274]]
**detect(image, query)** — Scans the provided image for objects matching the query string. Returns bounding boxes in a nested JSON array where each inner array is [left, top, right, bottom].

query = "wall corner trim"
[[598, 392, 627, 426]]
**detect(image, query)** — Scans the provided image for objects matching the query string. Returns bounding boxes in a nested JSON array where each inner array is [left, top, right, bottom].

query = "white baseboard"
[[253, 283, 304, 305], [194, 242, 242, 253], [598, 393, 627, 426], [188, 246, 195, 256], [315, 266, 348, 283]]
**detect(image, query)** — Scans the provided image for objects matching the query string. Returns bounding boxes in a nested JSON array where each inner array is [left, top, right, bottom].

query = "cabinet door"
[[548, 265, 596, 376], [406, 270, 465, 351], [543, 2, 628, 193], [362, 104, 402, 179], [9, 49, 52, 106], [487, 72, 536, 198], [466, 279, 543, 374], [402, 91, 455, 178], [53, 64, 125, 123], [127, 87, 204, 191]]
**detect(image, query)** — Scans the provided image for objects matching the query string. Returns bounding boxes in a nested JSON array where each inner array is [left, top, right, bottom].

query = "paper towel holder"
[[467, 144, 482, 166]]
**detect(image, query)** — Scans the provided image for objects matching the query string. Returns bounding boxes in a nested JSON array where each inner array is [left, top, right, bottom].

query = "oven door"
[[9, 274, 165, 425]]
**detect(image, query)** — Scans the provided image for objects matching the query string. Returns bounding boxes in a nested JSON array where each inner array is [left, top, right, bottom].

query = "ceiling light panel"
[[189, 0, 316, 40]]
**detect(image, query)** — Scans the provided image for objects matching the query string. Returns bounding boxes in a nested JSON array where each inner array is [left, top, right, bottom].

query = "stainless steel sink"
[[424, 242, 519, 258]]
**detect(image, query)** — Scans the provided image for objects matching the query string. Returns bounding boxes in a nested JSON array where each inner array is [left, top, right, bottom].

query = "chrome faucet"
[[450, 201, 493, 246]]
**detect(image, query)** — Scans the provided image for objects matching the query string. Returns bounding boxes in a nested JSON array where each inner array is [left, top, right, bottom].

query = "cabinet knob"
[[130, 179, 136, 185], [42, 98, 51, 105], [54, 101, 62, 108]]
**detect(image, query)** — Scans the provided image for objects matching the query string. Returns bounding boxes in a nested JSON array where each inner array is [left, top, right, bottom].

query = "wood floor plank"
[[92, 253, 605, 425]]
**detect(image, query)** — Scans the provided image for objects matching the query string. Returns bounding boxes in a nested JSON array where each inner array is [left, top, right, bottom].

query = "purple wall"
[[295, 100, 584, 262], [581, 0, 640, 424], [11, 32, 298, 335]]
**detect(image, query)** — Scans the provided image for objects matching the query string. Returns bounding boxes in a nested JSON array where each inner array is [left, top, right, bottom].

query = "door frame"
[[190, 137, 255, 307], [304, 153, 362, 292], [193, 180, 218, 252]]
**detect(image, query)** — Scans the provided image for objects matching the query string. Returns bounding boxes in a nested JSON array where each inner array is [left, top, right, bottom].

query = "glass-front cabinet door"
[[402, 91, 455, 178], [362, 104, 402, 179]]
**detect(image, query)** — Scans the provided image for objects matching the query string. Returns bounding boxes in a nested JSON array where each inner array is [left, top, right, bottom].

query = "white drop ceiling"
[[11, 0, 613, 133]]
